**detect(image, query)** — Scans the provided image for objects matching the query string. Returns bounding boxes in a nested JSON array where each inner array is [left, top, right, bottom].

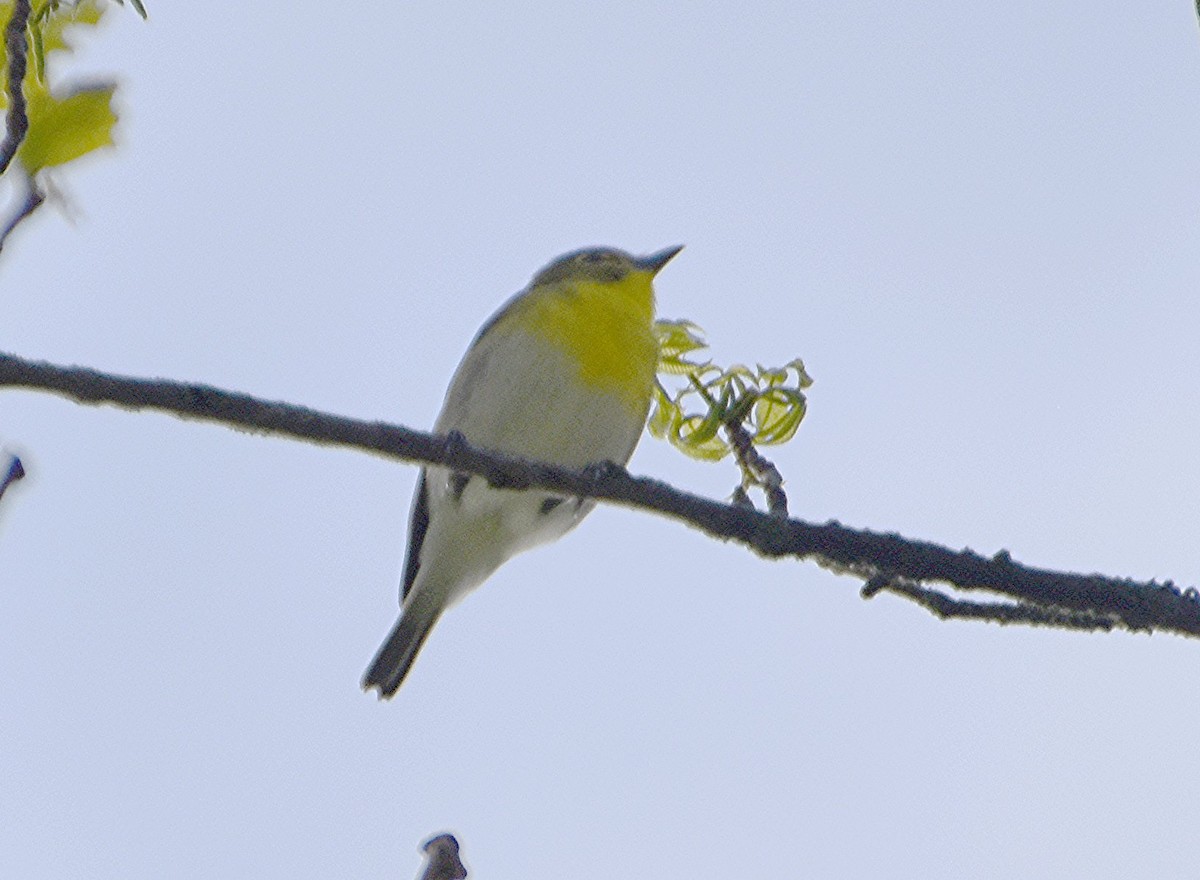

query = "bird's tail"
[[362, 599, 443, 700]]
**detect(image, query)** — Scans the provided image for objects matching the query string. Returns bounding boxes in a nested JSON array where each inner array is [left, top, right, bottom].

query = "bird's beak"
[[636, 244, 684, 276]]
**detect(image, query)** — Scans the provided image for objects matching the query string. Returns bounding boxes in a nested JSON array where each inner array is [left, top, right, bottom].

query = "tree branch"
[[2, 349, 1198, 639], [0, 0, 42, 254], [0, 0, 31, 177]]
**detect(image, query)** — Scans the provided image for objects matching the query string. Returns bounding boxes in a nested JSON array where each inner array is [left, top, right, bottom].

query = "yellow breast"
[[508, 274, 659, 419]]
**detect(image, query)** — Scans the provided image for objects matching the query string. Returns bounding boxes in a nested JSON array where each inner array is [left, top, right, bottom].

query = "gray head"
[[530, 245, 684, 288]]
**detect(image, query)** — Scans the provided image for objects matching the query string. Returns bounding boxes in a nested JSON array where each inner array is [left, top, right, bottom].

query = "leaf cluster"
[[0, 0, 136, 174], [650, 319, 812, 461]]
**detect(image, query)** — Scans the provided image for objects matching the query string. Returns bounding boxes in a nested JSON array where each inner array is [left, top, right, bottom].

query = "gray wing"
[[400, 472, 430, 602]]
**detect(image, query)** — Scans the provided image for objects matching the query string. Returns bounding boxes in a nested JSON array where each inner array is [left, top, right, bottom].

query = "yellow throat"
[[509, 270, 660, 418]]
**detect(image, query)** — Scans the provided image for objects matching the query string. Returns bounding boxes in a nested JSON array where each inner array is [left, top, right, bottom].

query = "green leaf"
[[672, 414, 729, 460], [38, 0, 106, 56], [647, 386, 679, 440], [677, 409, 722, 445], [29, 16, 47, 81], [787, 358, 814, 389], [654, 319, 710, 375], [753, 388, 805, 446], [18, 81, 117, 171]]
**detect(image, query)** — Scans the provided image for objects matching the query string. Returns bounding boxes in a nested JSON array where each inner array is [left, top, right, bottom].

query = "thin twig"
[[0, 453, 24, 502], [0, 175, 44, 252], [419, 834, 467, 880], [730, 484, 754, 509], [0, 0, 32, 177], [2, 350, 1199, 639], [862, 574, 1119, 633], [724, 418, 788, 516]]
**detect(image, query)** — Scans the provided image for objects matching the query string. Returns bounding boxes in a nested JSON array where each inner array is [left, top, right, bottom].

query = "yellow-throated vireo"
[[363, 245, 682, 698]]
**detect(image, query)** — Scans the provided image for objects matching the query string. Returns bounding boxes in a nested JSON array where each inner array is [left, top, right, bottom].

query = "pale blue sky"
[[3, 2, 1200, 878]]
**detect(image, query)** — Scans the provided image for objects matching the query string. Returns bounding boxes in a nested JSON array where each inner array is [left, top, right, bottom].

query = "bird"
[[362, 245, 682, 699]]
